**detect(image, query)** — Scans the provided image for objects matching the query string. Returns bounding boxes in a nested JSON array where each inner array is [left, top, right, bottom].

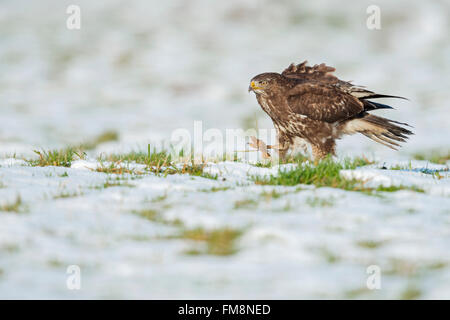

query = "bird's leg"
[[276, 135, 290, 162], [277, 146, 289, 162], [265, 143, 289, 161], [311, 139, 336, 164]]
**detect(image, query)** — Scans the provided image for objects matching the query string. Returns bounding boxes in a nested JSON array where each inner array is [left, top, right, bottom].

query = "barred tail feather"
[[343, 115, 413, 150]]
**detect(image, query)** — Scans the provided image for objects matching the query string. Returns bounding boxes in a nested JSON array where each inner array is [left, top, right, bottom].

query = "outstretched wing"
[[287, 83, 364, 123]]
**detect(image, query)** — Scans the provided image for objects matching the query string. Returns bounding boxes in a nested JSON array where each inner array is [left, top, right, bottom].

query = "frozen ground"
[[0, 0, 449, 299], [0, 157, 449, 299]]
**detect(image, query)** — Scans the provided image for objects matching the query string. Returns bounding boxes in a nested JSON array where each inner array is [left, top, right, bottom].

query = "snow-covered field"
[[0, 0, 449, 299]]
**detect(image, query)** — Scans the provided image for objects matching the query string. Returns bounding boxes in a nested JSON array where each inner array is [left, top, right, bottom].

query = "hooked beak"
[[248, 81, 260, 93]]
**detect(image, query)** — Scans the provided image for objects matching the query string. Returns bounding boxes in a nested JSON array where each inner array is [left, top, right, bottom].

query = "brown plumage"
[[248, 60, 413, 160]]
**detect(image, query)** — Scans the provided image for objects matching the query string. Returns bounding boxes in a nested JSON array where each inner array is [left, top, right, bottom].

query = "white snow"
[[1, 158, 449, 299], [341, 166, 450, 196]]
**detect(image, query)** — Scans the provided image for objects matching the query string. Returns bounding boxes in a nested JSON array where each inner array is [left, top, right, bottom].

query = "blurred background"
[[0, 0, 449, 158]]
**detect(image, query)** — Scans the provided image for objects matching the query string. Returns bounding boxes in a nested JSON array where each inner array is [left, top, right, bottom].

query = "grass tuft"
[[413, 150, 450, 165], [260, 189, 284, 200], [27, 131, 118, 167], [199, 186, 231, 193], [400, 286, 422, 300], [79, 130, 119, 150], [133, 208, 182, 226], [0, 196, 25, 213], [252, 156, 424, 194], [252, 157, 369, 189], [180, 227, 242, 256], [28, 148, 85, 167], [101, 145, 172, 167], [306, 196, 335, 207], [94, 161, 144, 175], [100, 145, 217, 179], [357, 240, 384, 249], [233, 199, 258, 210], [374, 185, 424, 193], [53, 190, 84, 199]]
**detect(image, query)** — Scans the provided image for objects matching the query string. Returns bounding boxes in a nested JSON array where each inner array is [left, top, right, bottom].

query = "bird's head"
[[248, 73, 282, 94]]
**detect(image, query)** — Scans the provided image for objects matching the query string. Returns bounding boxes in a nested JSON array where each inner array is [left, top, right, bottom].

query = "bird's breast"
[[257, 95, 286, 120]]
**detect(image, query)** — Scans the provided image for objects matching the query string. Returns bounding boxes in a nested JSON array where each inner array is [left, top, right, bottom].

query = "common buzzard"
[[248, 61, 413, 160]]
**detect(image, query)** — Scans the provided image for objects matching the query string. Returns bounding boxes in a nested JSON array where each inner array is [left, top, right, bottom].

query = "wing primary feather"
[[361, 94, 409, 101], [364, 100, 394, 111]]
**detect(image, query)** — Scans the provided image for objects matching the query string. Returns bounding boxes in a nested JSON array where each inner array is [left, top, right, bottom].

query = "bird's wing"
[[282, 60, 408, 100], [281, 61, 340, 84], [287, 83, 364, 123]]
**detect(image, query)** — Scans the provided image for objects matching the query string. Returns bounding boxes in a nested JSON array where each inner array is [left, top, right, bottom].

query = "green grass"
[[199, 186, 231, 193], [102, 180, 135, 188], [374, 185, 424, 193], [135, 209, 159, 221], [101, 145, 172, 167], [1, 244, 20, 253], [94, 161, 145, 175], [388, 162, 417, 171], [179, 227, 242, 256], [254, 153, 311, 168], [306, 196, 335, 207], [252, 156, 424, 194], [133, 205, 242, 256], [357, 240, 384, 249], [252, 157, 369, 189], [27, 144, 217, 179], [53, 190, 84, 199], [133, 208, 182, 226], [260, 189, 284, 200], [47, 258, 64, 268], [413, 150, 450, 165], [79, 130, 119, 150], [26, 130, 118, 167], [389, 162, 448, 177], [280, 201, 292, 212], [91, 177, 135, 189], [133, 206, 241, 256], [400, 286, 422, 300], [25, 130, 118, 167], [151, 194, 168, 202], [317, 247, 340, 264], [100, 145, 217, 179], [28, 148, 85, 167], [233, 198, 258, 210], [0, 196, 24, 213], [345, 287, 371, 299], [253, 161, 274, 168]]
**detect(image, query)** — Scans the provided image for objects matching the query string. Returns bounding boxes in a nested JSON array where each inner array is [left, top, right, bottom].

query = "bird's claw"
[[249, 136, 271, 159]]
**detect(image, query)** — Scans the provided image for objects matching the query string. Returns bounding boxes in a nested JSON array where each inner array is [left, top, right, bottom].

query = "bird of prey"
[[248, 61, 413, 160]]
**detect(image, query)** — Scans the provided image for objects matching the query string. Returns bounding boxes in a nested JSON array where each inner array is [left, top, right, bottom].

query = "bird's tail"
[[343, 114, 413, 150]]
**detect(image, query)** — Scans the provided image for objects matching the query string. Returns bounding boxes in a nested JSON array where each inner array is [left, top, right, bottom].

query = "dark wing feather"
[[282, 61, 337, 81], [282, 61, 408, 101], [287, 83, 364, 123]]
